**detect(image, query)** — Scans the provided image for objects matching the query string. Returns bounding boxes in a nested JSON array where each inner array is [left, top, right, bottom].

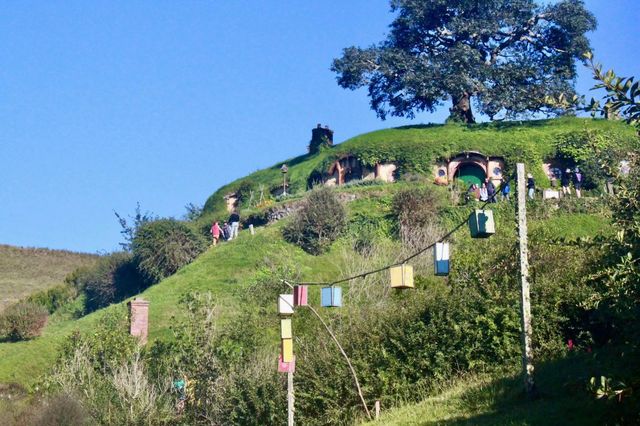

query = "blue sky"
[[1, 1, 638, 253]]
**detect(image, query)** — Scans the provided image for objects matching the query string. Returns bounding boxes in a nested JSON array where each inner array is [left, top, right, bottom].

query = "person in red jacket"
[[210, 221, 221, 246]]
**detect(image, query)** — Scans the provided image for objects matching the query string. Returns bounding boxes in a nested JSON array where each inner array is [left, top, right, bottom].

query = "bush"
[[132, 219, 207, 284], [282, 187, 347, 255], [28, 393, 89, 426], [392, 187, 442, 242], [27, 283, 78, 314], [69, 252, 143, 312], [555, 129, 628, 190], [46, 311, 174, 425], [0, 301, 49, 341]]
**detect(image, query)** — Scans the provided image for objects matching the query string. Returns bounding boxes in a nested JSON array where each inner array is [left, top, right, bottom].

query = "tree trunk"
[[449, 92, 475, 124]]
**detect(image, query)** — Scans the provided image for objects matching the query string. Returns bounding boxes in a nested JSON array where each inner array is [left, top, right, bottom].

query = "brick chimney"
[[309, 124, 334, 154], [128, 298, 150, 344]]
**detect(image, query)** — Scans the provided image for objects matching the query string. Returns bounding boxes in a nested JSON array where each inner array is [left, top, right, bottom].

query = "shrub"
[[132, 219, 207, 284], [392, 187, 442, 242], [0, 301, 49, 341], [69, 252, 143, 312], [282, 187, 347, 255], [47, 327, 174, 425], [555, 129, 628, 190], [27, 283, 78, 314], [28, 393, 89, 426]]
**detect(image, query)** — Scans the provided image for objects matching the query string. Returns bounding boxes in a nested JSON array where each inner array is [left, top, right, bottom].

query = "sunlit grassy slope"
[[0, 245, 97, 311], [0, 117, 631, 402], [0, 225, 340, 387], [201, 117, 637, 220], [366, 347, 634, 426]]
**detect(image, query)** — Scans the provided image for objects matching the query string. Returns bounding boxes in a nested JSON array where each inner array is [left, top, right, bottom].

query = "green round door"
[[456, 163, 486, 186]]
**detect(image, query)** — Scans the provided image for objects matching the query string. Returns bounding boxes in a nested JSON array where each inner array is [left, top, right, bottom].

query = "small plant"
[[589, 376, 631, 402], [132, 219, 207, 284], [0, 301, 49, 341], [282, 187, 347, 255]]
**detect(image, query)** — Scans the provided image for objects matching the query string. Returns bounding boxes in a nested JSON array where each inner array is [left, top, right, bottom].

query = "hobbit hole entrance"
[[455, 163, 486, 186]]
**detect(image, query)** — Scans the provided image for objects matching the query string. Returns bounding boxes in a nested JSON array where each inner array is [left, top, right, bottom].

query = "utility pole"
[[516, 163, 535, 395], [287, 369, 294, 426]]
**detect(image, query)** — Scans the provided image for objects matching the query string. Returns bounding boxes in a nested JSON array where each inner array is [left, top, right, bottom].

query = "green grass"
[[1, 118, 634, 422], [0, 245, 97, 311], [0, 224, 342, 387], [201, 117, 637, 221], [366, 348, 634, 426], [0, 181, 617, 390]]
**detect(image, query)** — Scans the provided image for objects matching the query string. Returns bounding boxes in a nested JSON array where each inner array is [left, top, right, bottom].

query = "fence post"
[[516, 163, 535, 395]]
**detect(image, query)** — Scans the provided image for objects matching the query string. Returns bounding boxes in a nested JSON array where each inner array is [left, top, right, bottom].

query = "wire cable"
[[284, 178, 509, 287]]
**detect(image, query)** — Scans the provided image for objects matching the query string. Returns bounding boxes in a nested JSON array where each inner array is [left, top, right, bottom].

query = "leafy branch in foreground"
[[584, 52, 640, 127]]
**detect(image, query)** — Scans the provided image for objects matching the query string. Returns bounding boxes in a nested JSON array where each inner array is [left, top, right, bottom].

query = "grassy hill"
[[200, 117, 636, 221], [0, 117, 637, 424], [0, 245, 98, 311]]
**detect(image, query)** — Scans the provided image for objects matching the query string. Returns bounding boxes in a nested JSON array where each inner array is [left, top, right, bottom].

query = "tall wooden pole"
[[287, 369, 294, 426], [516, 163, 535, 395]]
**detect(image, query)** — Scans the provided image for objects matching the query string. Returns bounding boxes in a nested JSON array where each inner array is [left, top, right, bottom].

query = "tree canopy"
[[332, 0, 597, 123]]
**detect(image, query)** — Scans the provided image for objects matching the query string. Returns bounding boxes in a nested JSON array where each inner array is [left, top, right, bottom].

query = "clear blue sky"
[[1, 1, 638, 253]]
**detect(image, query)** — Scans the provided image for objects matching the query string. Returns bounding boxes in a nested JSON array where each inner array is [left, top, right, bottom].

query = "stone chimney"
[[309, 124, 334, 154], [129, 298, 150, 344]]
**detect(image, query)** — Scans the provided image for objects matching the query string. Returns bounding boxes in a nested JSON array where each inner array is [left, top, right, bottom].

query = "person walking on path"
[[527, 174, 536, 199], [479, 183, 489, 202], [573, 168, 584, 198], [486, 178, 496, 203], [501, 179, 511, 202], [561, 169, 572, 197], [210, 221, 221, 246], [228, 211, 240, 240], [222, 221, 231, 241]]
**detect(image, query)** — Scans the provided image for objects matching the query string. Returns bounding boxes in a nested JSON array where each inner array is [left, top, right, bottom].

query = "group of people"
[[466, 167, 585, 203], [528, 167, 585, 199], [210, 211, 241, 245], [466, 178, 507, 203]]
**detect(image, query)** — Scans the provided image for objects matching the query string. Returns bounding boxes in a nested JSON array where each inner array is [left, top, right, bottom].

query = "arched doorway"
[[455, 163, 486, 186]]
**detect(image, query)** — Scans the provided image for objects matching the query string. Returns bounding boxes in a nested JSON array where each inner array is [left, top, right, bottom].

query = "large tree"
[[332, 0, 596, 123]]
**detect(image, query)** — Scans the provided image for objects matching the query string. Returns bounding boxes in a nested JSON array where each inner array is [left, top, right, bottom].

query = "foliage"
[[332, 0, 596, 122], [132, 219, 207, 284], [42, 309, 176, 425], [0, 244, 97, 312], [554, 128, 629, 189], [183, 202, 203, 221], [583, 157, 640, 340], [0, 301, 48, 341], [283, 187, 347, 254], [68, 252, 143, 312], [27, 393, 89, 426], [392, 187, 442, 240], [27, 283, 78, 314], [201, 118, 636, 218], [585, 53, 640, 127], [55, 309, 139, 374], [114, 202, 156, 252], [147, 291, 287, 425]]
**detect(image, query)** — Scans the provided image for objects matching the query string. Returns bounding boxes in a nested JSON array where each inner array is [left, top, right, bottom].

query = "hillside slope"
[[0, 224, 339, 386], [1, 118, 636, 424], [201, 117, 636, 222], [0, 245, 98, 311]]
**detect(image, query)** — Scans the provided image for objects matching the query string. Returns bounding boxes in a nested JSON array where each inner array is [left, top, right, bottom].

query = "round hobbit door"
[[455, 163, 486, 186]]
